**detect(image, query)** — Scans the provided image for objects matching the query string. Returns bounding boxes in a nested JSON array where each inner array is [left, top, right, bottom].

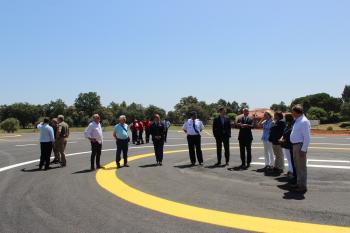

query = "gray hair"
[[93, 114, 100, 119], [57, 115, 64, 121], [119, 115, 126, 121]]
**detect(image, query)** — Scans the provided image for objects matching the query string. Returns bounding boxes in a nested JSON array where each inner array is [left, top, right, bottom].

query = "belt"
[[292, 142, 303, 145]]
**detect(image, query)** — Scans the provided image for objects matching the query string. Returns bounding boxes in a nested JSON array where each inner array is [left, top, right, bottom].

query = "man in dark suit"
[[237, 108, 254, 170], [213, 107, 231, 166]]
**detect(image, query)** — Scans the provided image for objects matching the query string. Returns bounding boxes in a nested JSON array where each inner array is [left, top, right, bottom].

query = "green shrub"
[[326, 126, 333, 131], [339, 122, 350, 128], [0, 118, 20, 133]]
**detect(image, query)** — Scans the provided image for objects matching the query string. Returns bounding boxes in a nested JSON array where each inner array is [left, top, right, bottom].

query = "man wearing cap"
[[85, 114, 104, 171], [56, 115, 70, 167], [213, 107, 231, 166], [183, 111, 204, 166]]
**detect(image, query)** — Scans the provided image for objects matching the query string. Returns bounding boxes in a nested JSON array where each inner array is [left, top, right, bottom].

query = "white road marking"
[[250, 162, 350, 170], [68, 141, 78, 144], [15, 144, 37, 147], [257, 157, 350, 163], [0, 134, 22, 139]]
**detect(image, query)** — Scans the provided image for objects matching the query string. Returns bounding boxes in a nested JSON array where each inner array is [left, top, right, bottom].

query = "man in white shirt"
[[85, 114, 104, 171], [290, 105, 311, 193], [183, 111, 204, 166], [37, 118, 55, 170]]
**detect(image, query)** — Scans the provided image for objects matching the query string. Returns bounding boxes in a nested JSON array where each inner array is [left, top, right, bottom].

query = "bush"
[[326, 126, 333, 131], [339, 122, 350, 128], [0, 118, 20, 133], [227, 113, 238, 121], [65, 116, 74, 127], [307, 107, 328, 123]]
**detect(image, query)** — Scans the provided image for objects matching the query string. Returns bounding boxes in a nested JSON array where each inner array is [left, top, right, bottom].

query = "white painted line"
[[311, 137, 326, 139], [311, 142, 350, 146], [251, 162, 350, 170], [68, 141, 78, 144], [15, 144, 37, 147], [257, 157, 350, 163], [0, 134, 22, 139]]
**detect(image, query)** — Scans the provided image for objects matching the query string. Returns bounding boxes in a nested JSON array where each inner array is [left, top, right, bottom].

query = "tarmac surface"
[[0, 130, 349, 233]]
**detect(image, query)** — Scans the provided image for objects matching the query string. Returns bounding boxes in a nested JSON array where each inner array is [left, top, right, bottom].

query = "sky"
[[0, 0, 349, 111]]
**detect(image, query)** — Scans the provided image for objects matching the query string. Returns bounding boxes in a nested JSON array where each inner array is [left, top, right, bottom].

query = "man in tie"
[[235, 108, 254, 170], [183, 111, 204, 166], [213, 107, 231, 166]]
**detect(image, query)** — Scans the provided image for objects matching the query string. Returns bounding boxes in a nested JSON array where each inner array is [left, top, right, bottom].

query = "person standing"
[[279, 114, 296, 180], [84, 114, 104, 171], [144, 117, 152, 144], [50, 118, 60, 164], [269, 111, 286, 174], [150, 114, 165, 166], [212, 107, 231, 166], [236, 108, 254, 170], [183, 111, 204, 166], [162, 119, 171, 143], [56, 115, 70, 167], [290, 105, 311, 193], [258, 112, 274, 172], [130, 120, 139, 144], [37, 118, 55, 170], [137, 120, 145, 144], [113, 115, 129, 169]]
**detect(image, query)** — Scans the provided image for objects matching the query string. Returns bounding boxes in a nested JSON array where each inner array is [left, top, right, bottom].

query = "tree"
[[174, 96, 210, 123], [145, 105, 166, 120], [0, 118, 20, 133], [0, 103, 41, 128], [43, 99, 67, 118], [341, 103, 350, 121], [270, 101, 288, 112], [74, 92, 102, 117], [239, 102, 249, 113], [291, 93, 342, 113], [307, 107, 328, 122], [166, 111, 181, 124], [342, 85, 350, 103]]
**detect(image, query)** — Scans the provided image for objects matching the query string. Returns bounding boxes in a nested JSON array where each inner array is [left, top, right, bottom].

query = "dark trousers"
[[145, 129, 151, 143], [132, 131, 138, 144], [138, 130, 144, 144], [164, 129, 169, 142], [91, 142, 102, 169], [154, 141, 164, 162], [187, 135, 203, 164], [216, 137, 230, 164], [239, 140, 252, 166], [40, 142, 53, 169], [290, 148, 297, 184], [116, 139, 129, 164]]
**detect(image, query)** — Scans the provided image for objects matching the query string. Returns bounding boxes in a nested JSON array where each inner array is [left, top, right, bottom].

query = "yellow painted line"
[[96, 149, 350, 233]]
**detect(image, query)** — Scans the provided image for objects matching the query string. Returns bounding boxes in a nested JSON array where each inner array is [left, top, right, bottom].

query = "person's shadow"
[[21, 166, 61, 172], [139, 164, 159, 168], [174, 164, 195, 169], [205, 164, 226, 169], [72, 169, 94, 174]]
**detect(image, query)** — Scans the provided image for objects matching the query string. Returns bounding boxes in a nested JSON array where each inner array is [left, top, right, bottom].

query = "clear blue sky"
[[0, 0, 349, 111]]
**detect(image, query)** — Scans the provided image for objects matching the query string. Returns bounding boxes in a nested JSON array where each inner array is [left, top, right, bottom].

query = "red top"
[[143, 120, 151, 129]]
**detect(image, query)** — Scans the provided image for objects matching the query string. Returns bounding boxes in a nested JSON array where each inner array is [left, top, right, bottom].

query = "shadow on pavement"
[[139, 164, 159, 168]]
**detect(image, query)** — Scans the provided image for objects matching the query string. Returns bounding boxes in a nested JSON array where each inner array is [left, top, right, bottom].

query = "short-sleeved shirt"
[[58, 121, 69, 138], [183, 119, 204, 136], [114, 123, 129, 140]]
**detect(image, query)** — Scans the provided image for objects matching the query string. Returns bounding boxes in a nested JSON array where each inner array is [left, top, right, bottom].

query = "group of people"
[[37, 104, 311, 193], [36, 115, 70, 170], [129, 118, 170, 145]]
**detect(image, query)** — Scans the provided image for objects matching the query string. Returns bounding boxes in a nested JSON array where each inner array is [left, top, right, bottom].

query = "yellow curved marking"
[[96, 149, 350, 233]]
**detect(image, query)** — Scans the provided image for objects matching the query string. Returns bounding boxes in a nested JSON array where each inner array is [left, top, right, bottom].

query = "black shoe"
[[44, 167, 51, 171], [91, 167, 95, 171], [117, 163, 121, 169], [97, 166, 104, 169], [159, 162, 163, 166], [215, 162, 221, 167], [246, 164, 250, 169], [199, 163, 203, 166], [124, 164, 130, 167]]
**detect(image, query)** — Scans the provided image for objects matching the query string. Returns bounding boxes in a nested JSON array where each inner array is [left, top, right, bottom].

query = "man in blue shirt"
[[113, 115, 129, 168], [37, 118, 55, 170]]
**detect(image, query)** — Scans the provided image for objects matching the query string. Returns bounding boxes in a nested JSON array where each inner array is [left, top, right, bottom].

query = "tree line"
[[0, 85, 349, 132]]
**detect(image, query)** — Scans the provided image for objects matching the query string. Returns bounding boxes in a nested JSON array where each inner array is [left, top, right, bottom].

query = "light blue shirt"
[[37, 123, 55, 143], [261, 119, 273, 141], [114, 123, 129, 140]]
